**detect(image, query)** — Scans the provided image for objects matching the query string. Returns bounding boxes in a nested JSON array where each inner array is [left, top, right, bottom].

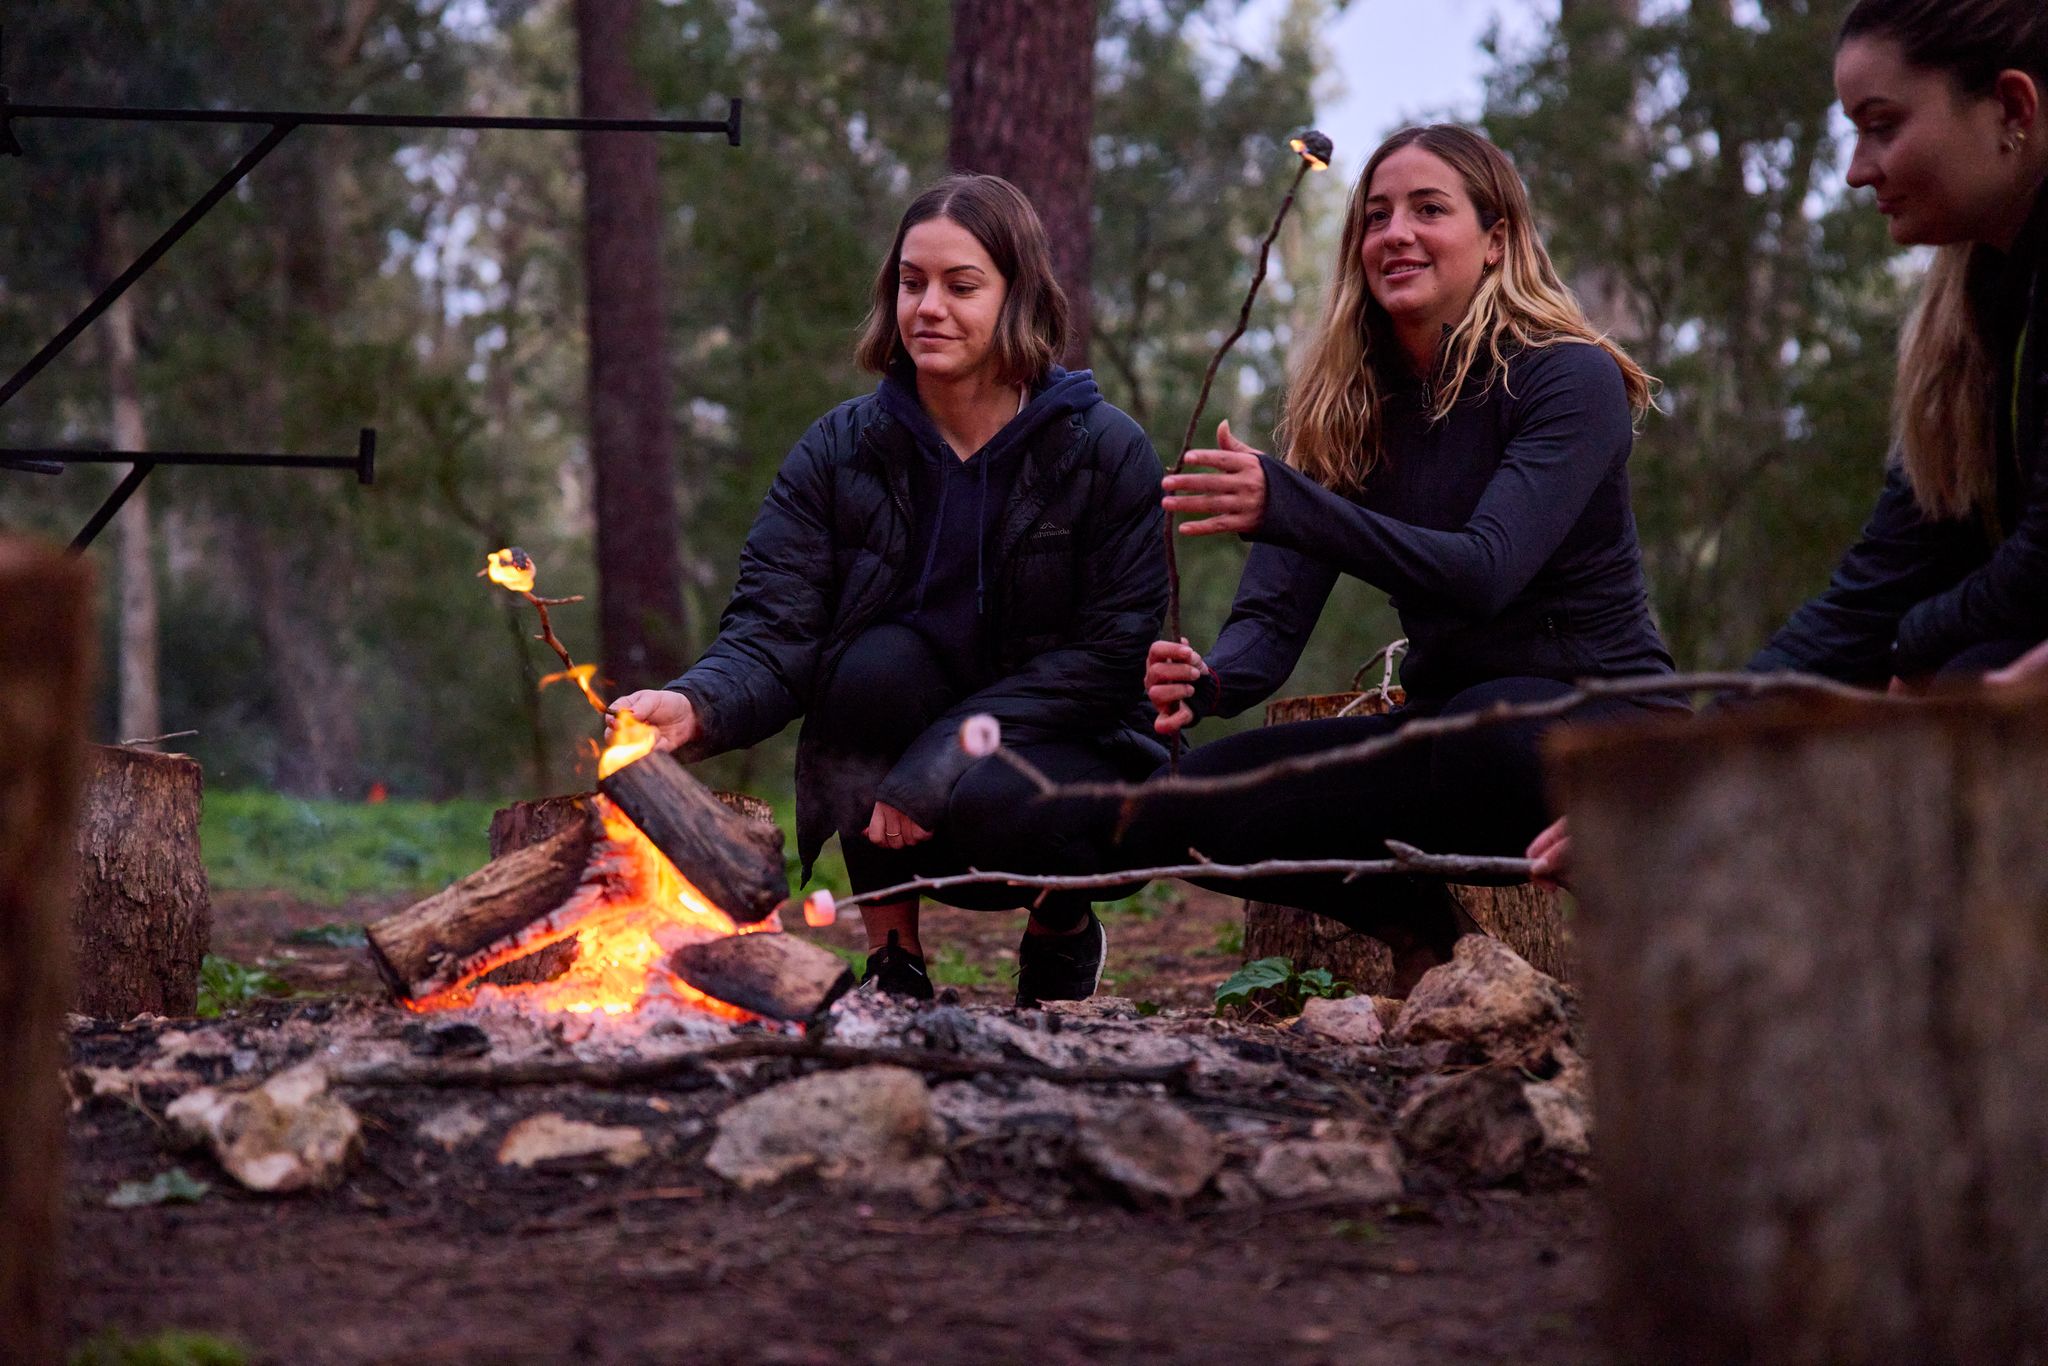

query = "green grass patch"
[[202, 789, 499, 903], [70, 1329, 247, 1366], [195, 955, 290, 1018]]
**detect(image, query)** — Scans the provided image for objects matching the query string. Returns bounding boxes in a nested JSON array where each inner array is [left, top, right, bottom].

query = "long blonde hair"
[[1280, 125, 1653, 493], [1842, 0, 2048, 520]]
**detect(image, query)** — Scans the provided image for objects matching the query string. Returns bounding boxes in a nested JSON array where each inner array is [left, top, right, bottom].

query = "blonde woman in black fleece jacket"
[[1532, 0, 2048, 884], [1136, 125, 1676, 991]]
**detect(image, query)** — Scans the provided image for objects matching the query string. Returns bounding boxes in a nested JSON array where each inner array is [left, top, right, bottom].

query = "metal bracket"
[[1, 65, 741, 548]]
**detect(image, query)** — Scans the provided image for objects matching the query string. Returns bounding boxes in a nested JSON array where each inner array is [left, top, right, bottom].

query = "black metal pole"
[[0, 97, 743, 145], [69, 461, 154, 552], [0, 120, 294, 409]]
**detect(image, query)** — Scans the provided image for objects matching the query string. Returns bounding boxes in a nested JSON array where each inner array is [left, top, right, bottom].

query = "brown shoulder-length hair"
[[1841, 0, 2048, 520], [855, 174, 1070, 386], [1280, 125, 1655, 494]]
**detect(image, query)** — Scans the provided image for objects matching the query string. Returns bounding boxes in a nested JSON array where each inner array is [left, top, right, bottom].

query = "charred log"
[[671, 933, 854, 1023], [598, 753, 787, 924], [366, 816, 599, 1001]]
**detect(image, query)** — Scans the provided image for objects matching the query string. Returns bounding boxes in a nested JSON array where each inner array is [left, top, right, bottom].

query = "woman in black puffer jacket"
[[609, 175, 1165, 1006]]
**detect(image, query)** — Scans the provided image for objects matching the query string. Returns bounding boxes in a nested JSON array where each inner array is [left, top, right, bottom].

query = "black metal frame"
[[0, 81, 742, 549]]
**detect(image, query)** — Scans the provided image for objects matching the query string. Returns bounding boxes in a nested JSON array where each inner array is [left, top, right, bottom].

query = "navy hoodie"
[[877, 364, 1105, 687]]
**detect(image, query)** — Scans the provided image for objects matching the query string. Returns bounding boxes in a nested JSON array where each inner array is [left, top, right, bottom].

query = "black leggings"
[[1113, 676, 1676, 948], [817, 623, 1141, 930]]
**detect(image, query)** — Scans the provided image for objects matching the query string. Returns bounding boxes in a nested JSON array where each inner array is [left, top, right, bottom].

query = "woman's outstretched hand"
[[1164, 419, 1267, 537], [1526, 816, 1571, 889], [1147, 637, 1209, 737], [605, 690, 700, 753], [866, 800, 932, 851]]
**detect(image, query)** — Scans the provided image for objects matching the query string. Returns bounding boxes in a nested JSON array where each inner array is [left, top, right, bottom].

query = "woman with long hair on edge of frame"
[[1529, 0, 2048, 886], [609, 175, 1165, 1005], [1133, 124, 1680, 993]]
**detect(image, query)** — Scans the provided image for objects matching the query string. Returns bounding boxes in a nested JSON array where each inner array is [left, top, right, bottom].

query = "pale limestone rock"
[[497, 1112, 650, 1169], [704, 1065, 945, 1207], [165, 1063, 362, 1193]]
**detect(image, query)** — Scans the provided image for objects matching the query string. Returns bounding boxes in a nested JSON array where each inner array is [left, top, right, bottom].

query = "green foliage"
[[70, 1330, 247, 1366], [926, 946, 994, 989], [106, 1168, 212, 1209], [194, 956, 290, 1018], [1330, 1217, 1387, 1245], [1208, 918, 1246, 958], [201, 790, 497, 903], [1098, 881, 1177, 923], [1215, 954, 1349, 1013]]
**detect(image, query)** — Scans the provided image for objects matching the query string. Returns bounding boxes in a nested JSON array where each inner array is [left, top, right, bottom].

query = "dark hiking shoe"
[[859, 930, 934, 1001], [1015, 911, 1107, 1007]]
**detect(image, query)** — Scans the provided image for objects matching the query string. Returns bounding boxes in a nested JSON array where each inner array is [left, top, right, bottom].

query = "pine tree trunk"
[[1241, 691, 1572, 992], [73, 746, 211, 1018], [0, 538, 93, 1366], [1555, 693, 2048, 1365], [577, 0, 686, 692], [97, 202, 161, 749], [949, 0, 1097, 366]]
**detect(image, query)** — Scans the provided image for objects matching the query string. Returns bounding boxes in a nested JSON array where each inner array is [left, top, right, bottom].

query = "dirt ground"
[[63, 886, 1605, 1365]]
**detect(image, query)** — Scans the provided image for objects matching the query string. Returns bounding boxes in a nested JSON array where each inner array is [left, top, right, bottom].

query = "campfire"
[[363, 553, 850, 1027]]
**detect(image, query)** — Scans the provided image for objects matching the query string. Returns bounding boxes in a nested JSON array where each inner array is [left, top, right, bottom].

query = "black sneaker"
[[859, 930, 934, 1001], [1015, 911, 1107, 1007]]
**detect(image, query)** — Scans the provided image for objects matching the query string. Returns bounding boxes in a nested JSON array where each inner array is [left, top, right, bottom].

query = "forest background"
[[0, 0, 1902, 823]]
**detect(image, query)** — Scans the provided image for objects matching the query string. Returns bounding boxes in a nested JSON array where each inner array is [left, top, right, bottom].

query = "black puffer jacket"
[[1751, 184, 2048, 681], [667, 370, 1167, 877]]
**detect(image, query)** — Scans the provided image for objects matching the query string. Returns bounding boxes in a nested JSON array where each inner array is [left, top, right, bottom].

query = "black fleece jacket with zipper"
[[663, 366, 1167, 878], [1189, 340, 1674, 721], [1750, 183, 2048, 682]]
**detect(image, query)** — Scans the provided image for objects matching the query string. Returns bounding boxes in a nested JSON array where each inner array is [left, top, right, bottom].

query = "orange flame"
[[541, 662, 606, 713], [599, 711, 660, 781], [482, 547, 537, 595], [407, 796, 779, 1018]]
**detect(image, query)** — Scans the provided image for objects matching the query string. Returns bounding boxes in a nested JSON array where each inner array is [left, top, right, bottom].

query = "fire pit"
[[365, 719, 849, 1026]]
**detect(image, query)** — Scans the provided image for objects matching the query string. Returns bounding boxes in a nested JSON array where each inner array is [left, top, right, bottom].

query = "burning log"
[[366, 816, 601, 1002], [73, 744, 212, 1016], [671, 933, 854, 1023], [1, 537, 92, 1366], [489, 792, 597, 859], [598, 750, 787, 925]]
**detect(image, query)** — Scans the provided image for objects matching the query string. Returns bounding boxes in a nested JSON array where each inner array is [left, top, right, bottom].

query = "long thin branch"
[[820, 842, 1531, 913], [996, 670, 1886, 808], [335, 1036, 1194, 1092]]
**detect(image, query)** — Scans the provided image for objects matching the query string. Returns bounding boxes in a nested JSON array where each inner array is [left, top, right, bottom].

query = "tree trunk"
[[1240, 690, 1574, 994], [95, 201, 161, 749], [576, 0, 686, 692], [73, 745, 212, 1018], [0, 538, 93, 1366], [949, 0, 1097, 366], [1555, 693, 2048, 1365]]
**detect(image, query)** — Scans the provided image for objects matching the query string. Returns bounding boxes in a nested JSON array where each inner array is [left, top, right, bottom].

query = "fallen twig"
[[812, 841, 1530, 915], [335, 1036, 1196, 1092]]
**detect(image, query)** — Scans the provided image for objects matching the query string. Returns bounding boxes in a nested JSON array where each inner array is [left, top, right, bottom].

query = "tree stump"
[[1239, 691, 1571, 994], [0, 538, 93, 1366], [1554, 690, 2048, 1366], [72, 744, 211, 1017]]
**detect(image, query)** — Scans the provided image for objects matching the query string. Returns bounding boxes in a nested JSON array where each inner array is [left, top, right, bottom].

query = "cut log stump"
[[1555, 690, 2048, 1366], [73, 744, 211, 1017], [599, 753, 787, 924], [671, 933, 854, 1022], [1, 537, 93, 1366], [1240, 691, 1571, 995]]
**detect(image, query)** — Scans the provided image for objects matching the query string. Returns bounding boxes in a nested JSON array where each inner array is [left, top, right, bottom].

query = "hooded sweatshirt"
[[877, 364, 1105, 688]]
